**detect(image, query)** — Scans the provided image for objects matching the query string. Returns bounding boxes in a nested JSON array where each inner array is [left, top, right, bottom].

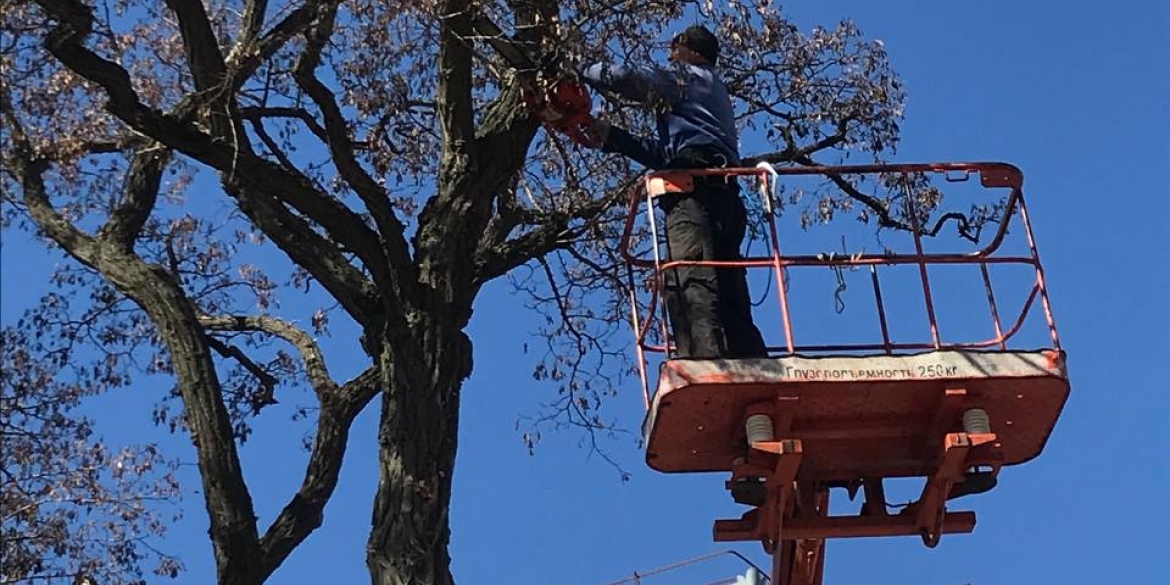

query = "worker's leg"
[[662, 195, 726, 359], [708, 186, 768, 358]]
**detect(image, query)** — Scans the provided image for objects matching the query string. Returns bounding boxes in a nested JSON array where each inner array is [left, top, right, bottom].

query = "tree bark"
[[125, 263, 265, 585], [366, 325, 468, 585]]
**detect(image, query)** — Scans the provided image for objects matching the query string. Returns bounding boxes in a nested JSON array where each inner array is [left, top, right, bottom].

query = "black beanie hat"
[[673, 25, 720, 65]]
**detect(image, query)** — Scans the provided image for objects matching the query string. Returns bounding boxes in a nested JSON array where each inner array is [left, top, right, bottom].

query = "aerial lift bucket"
[[619, 163, 1069, 585]]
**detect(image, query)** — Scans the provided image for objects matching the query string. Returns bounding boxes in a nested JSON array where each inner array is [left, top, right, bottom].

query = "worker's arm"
[[580, 63, 681, 105], [587, 119, 667, 169], [602, 125, 667, 169]]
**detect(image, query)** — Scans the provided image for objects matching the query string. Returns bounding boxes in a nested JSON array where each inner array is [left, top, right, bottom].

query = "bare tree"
[[1, 2, 918, 584]]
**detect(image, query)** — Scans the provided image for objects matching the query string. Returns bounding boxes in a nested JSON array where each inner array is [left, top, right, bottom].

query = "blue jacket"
[[581, 61, 740, 169]]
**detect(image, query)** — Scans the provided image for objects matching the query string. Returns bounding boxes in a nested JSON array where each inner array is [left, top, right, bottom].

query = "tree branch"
[[420, 6, 558, 291], [292, 3, 416, 308], [42, 3, 378, 274], [97, 145, 171, 251], [412, 0, 494, 321], [197, 314, 337, 398], [5, 122, 101, 269], [237, 0, 269, 49], [246, 116, 313, 179], [473, 181, 633, 285], [436, 0, 476, 157], [163, 0, 236, 138], [11, 58, 376, 577], [204, 335, 279, 415], [792, 153, 911, 231], [225, 183, 381, 324], [35, 0, 382, 324], [225, 0, 330, 91], [239, 106, 328, 143], [164, 0, 228, 92], [743, 119, 853, 166], [49, 134, 152, 157], [6, 83, 263, 579], [257, 366, 379, 577]]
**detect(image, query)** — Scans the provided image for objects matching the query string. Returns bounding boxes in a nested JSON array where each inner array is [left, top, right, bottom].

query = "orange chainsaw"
[[527, 78, 595, 146]]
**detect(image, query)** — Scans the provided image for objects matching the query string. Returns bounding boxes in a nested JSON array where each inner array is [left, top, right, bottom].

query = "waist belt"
[[663, 147, 739, 197]]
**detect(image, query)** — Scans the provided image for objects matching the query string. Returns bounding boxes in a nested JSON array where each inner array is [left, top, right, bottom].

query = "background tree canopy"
[[1, 1, 916, 584]]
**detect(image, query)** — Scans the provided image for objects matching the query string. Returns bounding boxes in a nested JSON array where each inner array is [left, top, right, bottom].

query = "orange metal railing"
[[619, 162, 1062, 408]]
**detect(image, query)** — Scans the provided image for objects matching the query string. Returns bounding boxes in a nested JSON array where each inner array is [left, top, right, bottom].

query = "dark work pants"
[[661, 149, 767, 359]]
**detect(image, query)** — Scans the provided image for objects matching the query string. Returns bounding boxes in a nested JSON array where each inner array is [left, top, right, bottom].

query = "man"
[[580, 25, 767, 359]]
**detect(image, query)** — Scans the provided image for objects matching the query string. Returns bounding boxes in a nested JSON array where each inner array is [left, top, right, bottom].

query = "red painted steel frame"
[[619, 162, 1067, 585]]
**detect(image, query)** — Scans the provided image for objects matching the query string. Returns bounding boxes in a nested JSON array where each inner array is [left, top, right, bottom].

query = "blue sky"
[[3, 1, 1167, 584]]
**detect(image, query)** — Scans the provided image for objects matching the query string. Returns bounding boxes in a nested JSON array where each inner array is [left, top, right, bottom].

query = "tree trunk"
[[366, 334, 466, 585]]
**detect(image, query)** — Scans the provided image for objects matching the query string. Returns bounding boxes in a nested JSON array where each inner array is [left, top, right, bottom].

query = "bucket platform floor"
[[643, 349, 1069, 479]]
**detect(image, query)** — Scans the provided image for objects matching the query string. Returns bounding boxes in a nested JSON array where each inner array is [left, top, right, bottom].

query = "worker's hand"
[[584, 118, 610, 147]]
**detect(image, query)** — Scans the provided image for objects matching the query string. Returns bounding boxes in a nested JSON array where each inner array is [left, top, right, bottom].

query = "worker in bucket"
[[581, 25, 767, 359]]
